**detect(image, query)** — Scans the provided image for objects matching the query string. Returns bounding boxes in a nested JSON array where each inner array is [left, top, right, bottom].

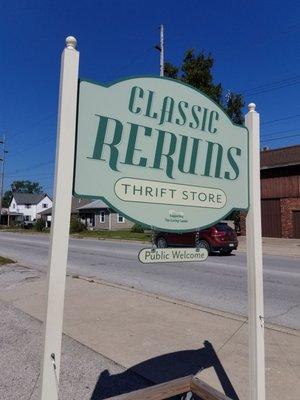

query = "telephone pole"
[[0, 136, 8, 221], [155, 24, 164, 77]]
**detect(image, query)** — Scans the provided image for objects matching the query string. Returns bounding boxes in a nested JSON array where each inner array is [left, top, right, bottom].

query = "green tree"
[[164, 49, 244, 124], [2, 190, 12, 208], [2, 180, 43, 208], [11, 180, 43, 194]]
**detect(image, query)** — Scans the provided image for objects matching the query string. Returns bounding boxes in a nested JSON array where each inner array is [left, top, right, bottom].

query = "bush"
[[70, 216, 86, 234], [131, 223, 144, 233], [10, 221, 21, 228], [34, 219, 46, 232]]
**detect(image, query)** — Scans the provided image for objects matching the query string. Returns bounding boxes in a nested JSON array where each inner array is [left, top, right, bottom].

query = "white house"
[[9, 193, 52, 222]]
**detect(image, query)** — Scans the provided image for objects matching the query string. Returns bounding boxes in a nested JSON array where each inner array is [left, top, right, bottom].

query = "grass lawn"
[[1, 228, 151, 242], [72, 229, 151, 242], [0, 228, 50, 234], [0, 256, 15, 265]]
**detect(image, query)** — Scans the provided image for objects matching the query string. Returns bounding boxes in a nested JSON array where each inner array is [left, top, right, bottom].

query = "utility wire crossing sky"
[[1, 0, 299, 194]]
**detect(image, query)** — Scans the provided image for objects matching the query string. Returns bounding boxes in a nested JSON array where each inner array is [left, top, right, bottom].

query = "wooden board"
[[104, 374, 233, 400], [191, 377, 233, 400], [104, 375, 192, 400]]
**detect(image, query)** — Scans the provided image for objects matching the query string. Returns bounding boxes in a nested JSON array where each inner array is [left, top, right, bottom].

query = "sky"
[[1, 0, 300, 195]]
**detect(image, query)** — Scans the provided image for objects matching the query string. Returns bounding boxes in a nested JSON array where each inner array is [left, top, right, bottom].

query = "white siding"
[[14, 203, 37, 221], [8, 198, 17, 213], [9, 195, 53, 221], [36, 196, 52, 215]]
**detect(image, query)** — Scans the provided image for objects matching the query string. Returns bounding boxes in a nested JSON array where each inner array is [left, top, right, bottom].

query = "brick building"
[[241, 144, 300, 238]]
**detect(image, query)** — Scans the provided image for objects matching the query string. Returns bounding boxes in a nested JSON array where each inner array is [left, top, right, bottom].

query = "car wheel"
[[220, 249, 232, 256], [156, 237, 168, 248], [198, 240, 210, 254]]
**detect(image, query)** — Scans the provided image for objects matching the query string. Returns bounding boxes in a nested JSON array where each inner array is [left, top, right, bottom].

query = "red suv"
[[155, 223, 238, 255]]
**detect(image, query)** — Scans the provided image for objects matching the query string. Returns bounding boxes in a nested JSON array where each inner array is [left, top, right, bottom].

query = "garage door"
[[293, 211, 300, 239], [261, 199, 282, 237]]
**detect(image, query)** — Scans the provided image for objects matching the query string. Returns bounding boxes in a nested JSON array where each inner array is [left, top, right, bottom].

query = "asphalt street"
[[0, 232, 299, 329]]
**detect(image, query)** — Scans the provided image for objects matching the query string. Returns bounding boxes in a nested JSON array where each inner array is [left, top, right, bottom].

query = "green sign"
[[74, 77, 249, 231]]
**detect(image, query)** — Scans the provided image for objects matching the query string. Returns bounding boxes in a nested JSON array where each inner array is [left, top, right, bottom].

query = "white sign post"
[[40, 37, 79, 400], [245, 103, 265, 400]]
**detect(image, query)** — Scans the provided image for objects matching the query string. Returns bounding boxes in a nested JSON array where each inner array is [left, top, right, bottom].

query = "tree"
[[2, 180, 43, 208], [11, 180, 43, 194], [165, 50, 245, 225], [2, 190, 12, 208], [164, 49, 244, 124]]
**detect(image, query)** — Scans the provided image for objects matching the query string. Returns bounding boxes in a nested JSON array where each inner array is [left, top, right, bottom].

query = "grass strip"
[[72, 229, 151, 242], [0, 256, 15, 265]]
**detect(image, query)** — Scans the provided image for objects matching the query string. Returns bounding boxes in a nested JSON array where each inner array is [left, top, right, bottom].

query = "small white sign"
[[138, 247, 208, 264]]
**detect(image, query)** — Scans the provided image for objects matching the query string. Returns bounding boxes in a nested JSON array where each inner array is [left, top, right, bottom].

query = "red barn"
[[240, 144, 300, 238], [260, 144, 300, 238]]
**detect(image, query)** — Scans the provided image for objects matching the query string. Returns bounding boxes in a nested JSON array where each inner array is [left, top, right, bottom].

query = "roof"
[[12, 193, 49, 205], [261, 144, 300, 169], [39, 207, 52, 215], [77, 199, 109, 210], [38, 197, 91, 215], [71, 197, 90, 212]]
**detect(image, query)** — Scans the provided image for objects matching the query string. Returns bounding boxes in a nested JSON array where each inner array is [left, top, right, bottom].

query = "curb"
[[69, 273, 300, 337]]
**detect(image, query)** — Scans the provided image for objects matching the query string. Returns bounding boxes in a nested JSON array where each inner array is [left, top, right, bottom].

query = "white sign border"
[[138, 247, 209, 264]]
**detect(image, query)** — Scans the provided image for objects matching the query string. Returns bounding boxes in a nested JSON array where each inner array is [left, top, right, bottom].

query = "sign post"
[[245, 103, 265, 400], [40, 36, 79, 400], [39, 39, 265, 398]]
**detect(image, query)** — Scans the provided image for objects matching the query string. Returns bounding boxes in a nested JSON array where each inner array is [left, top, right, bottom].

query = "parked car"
[[155, 223, 238, 255], [21, 220, 36, 229]]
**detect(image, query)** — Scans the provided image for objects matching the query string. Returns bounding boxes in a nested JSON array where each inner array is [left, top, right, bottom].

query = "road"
[[0, 232, 299, 329]]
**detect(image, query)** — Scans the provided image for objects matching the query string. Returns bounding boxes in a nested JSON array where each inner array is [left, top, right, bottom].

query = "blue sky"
[[1, 0, 300, 194]]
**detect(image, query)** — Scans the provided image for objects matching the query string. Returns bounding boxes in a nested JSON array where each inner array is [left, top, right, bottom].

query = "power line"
[[262, 128, 299, 137], [5, 172, 54, 180], [0, 136, 8, 217], [6, 135, 55, 159], [8, 160, 54, 175], [261, 133, 300, 142], [244, 81, 300, 97], [105, 47, 154, 81], [261, 114, 300, 125], [7, 113, 56, 142], [240, 75, 300, 96]]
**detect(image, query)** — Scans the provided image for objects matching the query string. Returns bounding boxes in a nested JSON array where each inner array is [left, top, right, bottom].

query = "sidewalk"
[[1, 263, 299, 400], [237, 236, 300, 258]]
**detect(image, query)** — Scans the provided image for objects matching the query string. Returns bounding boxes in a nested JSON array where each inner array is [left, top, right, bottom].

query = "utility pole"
[[155, 24, 164, 77], [0, 136, 8, 222]]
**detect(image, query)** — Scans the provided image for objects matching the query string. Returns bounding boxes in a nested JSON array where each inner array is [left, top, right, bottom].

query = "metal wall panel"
[[261, 175, 300, 199], [261, 199, 282, 237], [293, 211, 300, 239]]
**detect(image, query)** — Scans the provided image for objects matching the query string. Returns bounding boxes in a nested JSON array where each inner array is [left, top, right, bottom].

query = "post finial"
[[248, 103, 256, 112], [65, 36, 77, 50]]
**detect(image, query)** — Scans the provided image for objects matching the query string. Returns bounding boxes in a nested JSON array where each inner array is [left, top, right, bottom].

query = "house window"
[[25, 204, 31, 209], [42, 203, 48, 208], [117, 213, 125, 223], [100, 211, 105, 223], [13, 204, 15, 209]]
